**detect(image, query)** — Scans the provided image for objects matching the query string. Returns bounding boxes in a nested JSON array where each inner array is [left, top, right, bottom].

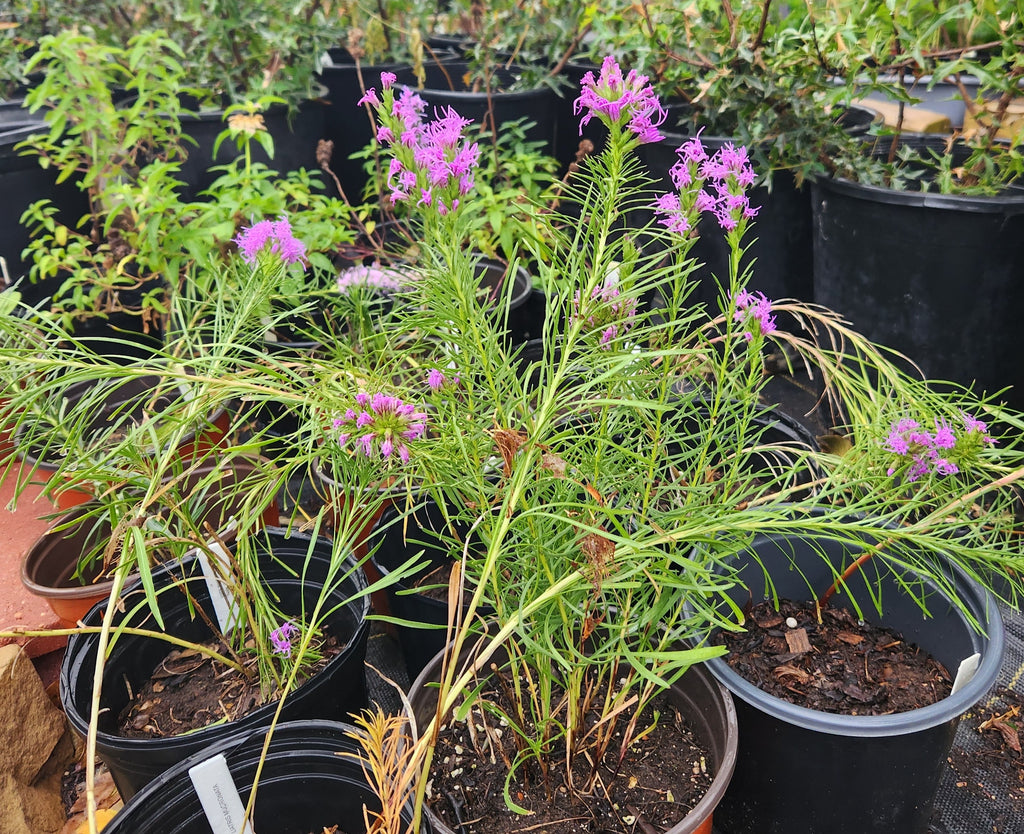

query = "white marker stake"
[[950, 652, 981, 696], [193, 526, 240, 633], [189, 754, 256, 834]]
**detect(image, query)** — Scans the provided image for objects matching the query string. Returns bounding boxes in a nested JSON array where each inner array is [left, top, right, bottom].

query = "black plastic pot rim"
[[811, 167, 1024, 214], [63, 537, 369, 752], [704, 530, 1005, 738]]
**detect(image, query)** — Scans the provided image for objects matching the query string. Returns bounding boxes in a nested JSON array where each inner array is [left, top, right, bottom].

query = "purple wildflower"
[[571, 274, 638, 349], [235, 217, 307, 266], [357, 87, 379, 107], [733, 289, 776, 341], [333, 392, 428, 465], [380, 71, 396, 89], [362, 81, 480, 216], [573, 56, 666, 144], [655, 135, 761, 240], [427, 369, 446, 391], [270, 621, 299, 658], [337, 262, 415, 295]]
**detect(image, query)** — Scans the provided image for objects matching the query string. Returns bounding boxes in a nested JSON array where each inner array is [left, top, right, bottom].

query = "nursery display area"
[[1, 2, 1023, 833]]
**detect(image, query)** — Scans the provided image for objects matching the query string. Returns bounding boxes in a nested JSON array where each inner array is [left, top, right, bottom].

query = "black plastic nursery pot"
[[60, 527, 370, 801], [702, 517, 1004, 834], [409, 635, 738, 834], [640, 133, 814, 308], [102, 719, 430, 834], [175, 95, 328, 201], [811, 137, 1024, 409], [0, 103, 89, 295]]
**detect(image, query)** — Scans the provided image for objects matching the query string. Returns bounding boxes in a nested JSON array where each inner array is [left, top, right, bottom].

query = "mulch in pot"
[[715, 599, 953, 715], [427, 675, 715, 834], [116, 631, 344, 738]]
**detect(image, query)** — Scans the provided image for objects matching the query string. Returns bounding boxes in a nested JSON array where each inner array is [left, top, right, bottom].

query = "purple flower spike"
[[574, 56, 666, 145], [270, 621, 299, 658], [732, 289, 776, 341]]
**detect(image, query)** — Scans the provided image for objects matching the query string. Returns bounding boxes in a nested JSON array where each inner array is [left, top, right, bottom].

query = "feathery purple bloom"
[[270, 621, 299, 658], [333, 392, 428, 465], [574, 56, 666, 145], [235, 218, 307, 266]]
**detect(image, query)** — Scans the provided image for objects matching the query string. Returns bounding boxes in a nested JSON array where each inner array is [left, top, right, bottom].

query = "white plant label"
[[193, 528, 239, 633], [950, 652, 981, 696], [188, 753, 255, 834]]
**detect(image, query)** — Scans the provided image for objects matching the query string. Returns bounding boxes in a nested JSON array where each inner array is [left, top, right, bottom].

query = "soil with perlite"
[[426, 678, 715, 834], [715, 598, 953, 714]]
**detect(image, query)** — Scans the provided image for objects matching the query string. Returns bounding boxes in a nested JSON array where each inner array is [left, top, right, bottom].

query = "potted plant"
[[806, 0, 1024, 408], [316, 54, 1024, 834], [330, 56, 822, 834], [16, 30, 200, 346]]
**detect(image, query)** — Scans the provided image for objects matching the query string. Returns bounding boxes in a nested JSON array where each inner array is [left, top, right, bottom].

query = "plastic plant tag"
[[950, 652, 981, 696], [188, 753, 255, 834], [192, 521, 240, 633]]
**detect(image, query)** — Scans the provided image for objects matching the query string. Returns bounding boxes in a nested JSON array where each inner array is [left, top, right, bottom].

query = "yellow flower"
[[227, 112, 267, 135]]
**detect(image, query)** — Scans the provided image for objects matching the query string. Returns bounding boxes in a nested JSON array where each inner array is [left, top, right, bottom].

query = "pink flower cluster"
[[360, 72, 479, 215], [427, 369, 460, 391], [571, 277, 638, 349], [653, 132, 760, 237], [270, 621, 299, 658], [235, 217, 307, 266], [333, 392, 428, 464], [574, 56, 666, 144], [733, 289, 777, 342], [336, 262, 414, 296], [883, 413, 994, 482]]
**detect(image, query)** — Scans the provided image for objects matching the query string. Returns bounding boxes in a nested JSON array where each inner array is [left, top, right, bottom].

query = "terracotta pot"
[[21, 457, 281, 627]]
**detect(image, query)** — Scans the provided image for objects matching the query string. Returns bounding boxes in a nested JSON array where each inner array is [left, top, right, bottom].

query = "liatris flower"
[[654, 134, 760, 239], [733, 289, 777, 342], [336, 262, 416, 296], [571, 272, 638, 350], [359, 72, 479, 216], [574, 56, 666, 145], [270, 621, 299, 658], [332, 392, 428, 464], [426, 368, 461, 392], [235, 217, 307, 266], [883, 413, 996, 482]]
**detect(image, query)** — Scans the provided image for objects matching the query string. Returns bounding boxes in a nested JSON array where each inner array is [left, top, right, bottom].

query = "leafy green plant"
[[816, 0, 1024, 194], [17, 31, 199, 328]]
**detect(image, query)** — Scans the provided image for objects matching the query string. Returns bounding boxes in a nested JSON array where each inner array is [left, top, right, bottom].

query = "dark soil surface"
[[948, 685, 1024, 808], [716, 599, 953, 715], [427, 675, 716, 834], [116, 632, 342, 738]]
